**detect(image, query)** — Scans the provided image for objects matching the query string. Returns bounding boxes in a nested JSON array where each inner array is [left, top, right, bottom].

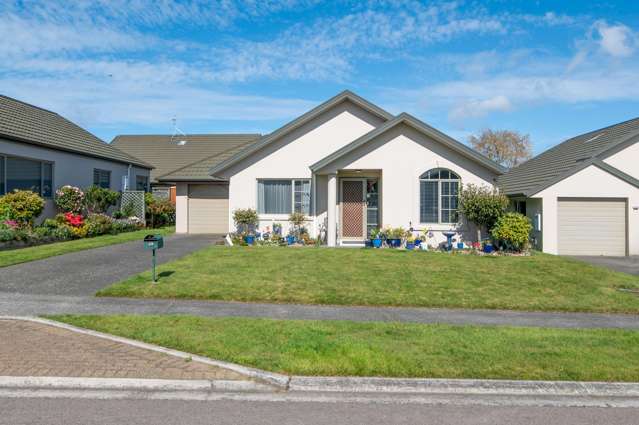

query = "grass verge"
[[50, 314, 639, 381], [97, 246, 639, 313], [0, 227, 174, 268]]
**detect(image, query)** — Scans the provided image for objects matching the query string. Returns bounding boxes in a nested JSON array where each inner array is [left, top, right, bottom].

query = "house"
[[0, 95, 152, 218], [170, 91, 506, 246], [111, 134, 260, 201], [498, 117, 639, 257]]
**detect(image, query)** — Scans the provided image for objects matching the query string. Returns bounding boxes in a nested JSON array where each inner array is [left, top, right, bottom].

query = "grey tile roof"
[[112, 134, 260, 182], [0, 95, 152, 168], [157, 143, 254, 182], [498, 117, 639, 196]]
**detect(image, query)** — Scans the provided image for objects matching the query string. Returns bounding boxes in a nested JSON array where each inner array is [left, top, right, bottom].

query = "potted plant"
[[233, 208, 259, 245], [370, 228, 382, 248], [482, 238, 494, 253], [287, 212, 306, 245], [405, 232, 416, 250], [387, 227, 405, 248]]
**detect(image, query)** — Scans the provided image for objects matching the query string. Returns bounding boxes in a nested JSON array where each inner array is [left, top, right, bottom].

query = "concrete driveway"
[[0, 234, 221, 296], [572, 256, 639, 276]]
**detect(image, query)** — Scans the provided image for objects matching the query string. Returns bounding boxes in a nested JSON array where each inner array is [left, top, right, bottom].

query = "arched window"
[[420, 168, 460, 224]]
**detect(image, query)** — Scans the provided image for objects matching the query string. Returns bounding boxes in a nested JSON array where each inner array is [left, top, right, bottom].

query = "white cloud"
[[449, 95, 511, 121], [594, 21, 636, 57]]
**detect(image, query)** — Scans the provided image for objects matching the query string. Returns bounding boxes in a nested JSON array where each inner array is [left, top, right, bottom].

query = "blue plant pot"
[[457, 242, 464, 249], [406, 242, 415, 250], [244, 235, 255, 245], [414, 239, 422, 247], [372, 238, 382, 248], [483, 244, 494, 253], [286, 235, 296, 245], [389, 238, 401, 248]]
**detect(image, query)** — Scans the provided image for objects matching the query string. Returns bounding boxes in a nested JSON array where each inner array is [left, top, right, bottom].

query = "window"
[[257, 179, 311, 215], [93, 169, 111, 189], [366, 179, 379, 237], [2, 155, 53, 198], [419, 168, 460, 224], [136, 175, 149, 192], [515, 200, 527, 216]]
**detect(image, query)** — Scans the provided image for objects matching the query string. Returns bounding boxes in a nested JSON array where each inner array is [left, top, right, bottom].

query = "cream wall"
[[175, 183, 188, 233], [533, 165, 639, 255], [315, 123, 500, 244], [604, 141, 639, 178], [220, 100, 386, 235]]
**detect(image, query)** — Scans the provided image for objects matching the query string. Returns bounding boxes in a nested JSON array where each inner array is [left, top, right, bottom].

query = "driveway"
[[0, 234, 220, 296], [573, 256, 639, 276]]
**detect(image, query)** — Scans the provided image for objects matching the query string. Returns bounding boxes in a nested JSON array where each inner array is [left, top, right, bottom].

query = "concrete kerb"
[[4, 316, 639, 401]]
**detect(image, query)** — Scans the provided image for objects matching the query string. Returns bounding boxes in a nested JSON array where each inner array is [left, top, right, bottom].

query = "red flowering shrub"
[[64, 212, 84, 227]]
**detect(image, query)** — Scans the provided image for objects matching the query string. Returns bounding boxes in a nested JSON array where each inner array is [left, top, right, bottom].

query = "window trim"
[[257, 178, 312, 215], [419, 168, 461, 225], [1, 153, 55, 198], [93, 168, 111, 189]]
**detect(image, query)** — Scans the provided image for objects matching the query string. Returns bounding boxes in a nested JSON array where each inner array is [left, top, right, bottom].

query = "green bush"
[[233, 208, 259, 235], [491, 212, 532, 252], [0, 227, 16, 242], [84, 185, 120, 214], [458, 184, 509, 243], [54, 186, 85, 214], [0, 190, 45, 225], [145, 195, 175, 228]]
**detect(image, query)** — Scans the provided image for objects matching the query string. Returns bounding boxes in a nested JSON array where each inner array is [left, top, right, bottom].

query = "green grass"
[[50, 314, 639, 381], [97, 246, 639, 313], [0, 227, 174, 268]]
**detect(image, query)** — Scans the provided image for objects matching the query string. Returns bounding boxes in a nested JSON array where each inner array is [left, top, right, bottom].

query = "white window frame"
[[257, 178, 311, 215], [419, 169, 461, 225]]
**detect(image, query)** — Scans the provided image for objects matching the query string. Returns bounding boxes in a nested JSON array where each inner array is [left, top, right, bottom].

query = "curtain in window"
[[420, 180, 438, 223], [258, 180, 292, 214], [7, 157, 41, 194], [294, 180, 311, 214]]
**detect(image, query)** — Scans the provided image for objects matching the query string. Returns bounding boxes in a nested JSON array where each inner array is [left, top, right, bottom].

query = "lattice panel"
[[342, 181, 364, 238], [120, 190, 146, 223]]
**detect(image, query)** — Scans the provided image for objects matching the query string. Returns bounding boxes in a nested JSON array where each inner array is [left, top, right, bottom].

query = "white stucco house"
[[498, 118, 639, 257], [163, 91, 505, 247]]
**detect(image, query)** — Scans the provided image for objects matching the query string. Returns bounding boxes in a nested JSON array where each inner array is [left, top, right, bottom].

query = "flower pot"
[[483, 244, 494, 253], [286, 235, 296, 245], [388, 238, 401, 248], [414, 239, 422, 247], [457, 242, 464, 250], [406, 242, 415, 250], [372, 238, 382, 248], [244, 235, 255, 245]]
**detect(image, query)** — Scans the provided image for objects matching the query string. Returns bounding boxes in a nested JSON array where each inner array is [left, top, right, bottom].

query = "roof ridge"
[[113, 133, 262, 138]]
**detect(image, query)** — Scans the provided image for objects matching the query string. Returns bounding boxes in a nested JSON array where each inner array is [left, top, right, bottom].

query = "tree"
[[458, 184, 509, 244], [469, 129, 532, 169]]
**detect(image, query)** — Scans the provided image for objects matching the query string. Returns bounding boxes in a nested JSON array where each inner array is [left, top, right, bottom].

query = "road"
[[1, 397, 637, 425]]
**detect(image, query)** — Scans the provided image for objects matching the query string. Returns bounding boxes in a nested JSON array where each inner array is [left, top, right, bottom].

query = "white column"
[[327, 173, 337, 247], [175, 183, 189, 234]]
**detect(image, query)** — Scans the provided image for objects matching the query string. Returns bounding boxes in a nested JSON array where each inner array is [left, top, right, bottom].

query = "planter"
[[483, 244, 494, 254], [372, 238, 383, 248], [388, 238, 401, 248], [286, 235, 296, 245], [457, 242, 464, 250], [244, 235, 255, 245], [414, 239, 422, 247], [406, 242, 415, 250]]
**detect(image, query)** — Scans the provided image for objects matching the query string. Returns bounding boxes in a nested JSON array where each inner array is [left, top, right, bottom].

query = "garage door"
[[558, 198, 627, 256], [188, 184, 229, 234]]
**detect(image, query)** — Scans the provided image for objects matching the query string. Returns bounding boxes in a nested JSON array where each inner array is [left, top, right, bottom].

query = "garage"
[[187, 184, 229, 234], [558, 198, 627, 256]]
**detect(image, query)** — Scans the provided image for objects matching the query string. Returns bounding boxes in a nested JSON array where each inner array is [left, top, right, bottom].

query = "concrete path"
[[2, 292, 638, 329], [0, 318, 246, 381], [573, 256, 639, 276], [0, 234, 220, 296]]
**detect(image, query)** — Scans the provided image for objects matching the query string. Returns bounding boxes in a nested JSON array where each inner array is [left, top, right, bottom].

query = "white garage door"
[[188, 184, 229, 234], [558, 198, 627, 256]]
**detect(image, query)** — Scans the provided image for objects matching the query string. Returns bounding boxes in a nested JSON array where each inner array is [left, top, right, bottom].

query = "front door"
[[340, 179, 366, 239]]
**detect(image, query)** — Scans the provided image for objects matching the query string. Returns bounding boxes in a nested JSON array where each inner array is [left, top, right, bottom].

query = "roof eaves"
[[207, 90, 393, 176], [592, 159, 639, 189]]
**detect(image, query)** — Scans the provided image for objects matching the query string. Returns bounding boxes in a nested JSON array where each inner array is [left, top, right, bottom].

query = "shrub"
[[84, 185, 120, 214], [0, 190, 45, 225], [491, 212, 532, 252], [458, 184, 509, 243], [145, 195, 175, 228], [0, 227, 16, 242], [233, 208, 259, 235], [288, 212, 306, 237], [112, 218, 142, 234], [85, 213, 113, 237], [55, 186, 84, 214]]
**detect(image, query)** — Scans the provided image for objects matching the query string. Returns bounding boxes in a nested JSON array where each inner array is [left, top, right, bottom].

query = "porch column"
[[327, 173, 337, 247]]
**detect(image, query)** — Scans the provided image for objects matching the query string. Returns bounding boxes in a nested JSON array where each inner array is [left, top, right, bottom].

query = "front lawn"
[[50, 315, 639, 381], [97, 246, 639, 314], [0, 227, 174, 268]]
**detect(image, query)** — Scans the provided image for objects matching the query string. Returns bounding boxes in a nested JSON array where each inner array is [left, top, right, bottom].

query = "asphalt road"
[[1, 397, 637, 425]]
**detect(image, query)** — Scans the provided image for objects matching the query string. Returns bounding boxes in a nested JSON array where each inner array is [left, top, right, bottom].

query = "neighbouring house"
[[0, 95, 152, 219], [169, 90, 506, 246], [498, 117, 639, 257], [111, 134, 260, 202]]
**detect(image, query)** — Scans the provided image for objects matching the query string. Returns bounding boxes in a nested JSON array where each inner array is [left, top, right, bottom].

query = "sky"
[[1, 1, 639, 154]]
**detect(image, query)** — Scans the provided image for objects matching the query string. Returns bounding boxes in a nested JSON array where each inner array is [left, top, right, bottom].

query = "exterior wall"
[[533, 165, 639, 255], [0, 137, 150, 219], [220, 100, 386, 235], [604, 141, 639, 178], [175, 182, 189, 233], [315, 123, 499, 245]]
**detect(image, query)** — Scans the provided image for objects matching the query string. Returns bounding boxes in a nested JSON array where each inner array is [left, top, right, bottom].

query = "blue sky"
[[1, 1, 638, 154]]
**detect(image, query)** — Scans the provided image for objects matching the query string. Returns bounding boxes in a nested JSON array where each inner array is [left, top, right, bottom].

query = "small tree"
[[458, 184, 509, 244], [491, 212, 532, 252], [84, 185, 120, 214], [469, 129, 532, 169], [0, 190, 45, 226], [233, 208, 259, 235]]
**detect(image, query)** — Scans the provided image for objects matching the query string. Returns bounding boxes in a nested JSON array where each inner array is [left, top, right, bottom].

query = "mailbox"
[[144, 234, 164, 250]]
